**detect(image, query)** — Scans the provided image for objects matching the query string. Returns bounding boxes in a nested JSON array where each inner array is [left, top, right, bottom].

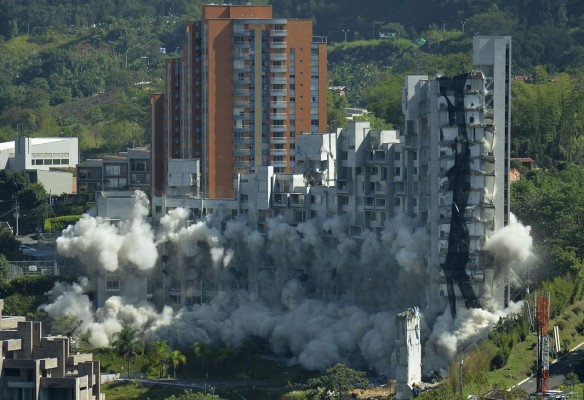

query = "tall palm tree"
[[112, 327, 144, 379], [151, 340, 171, 378], [193, 341, 211, 372], [170, 349, 187, 379]]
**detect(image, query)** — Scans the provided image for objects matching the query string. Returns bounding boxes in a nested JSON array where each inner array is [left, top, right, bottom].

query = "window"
[[394, 197, 401, 206], [105, 165, 121, 175], [394, 167, 401, 176], [395, 152, 401, 160], [106, 279, 120, 292], [240, 194, 248, 203]]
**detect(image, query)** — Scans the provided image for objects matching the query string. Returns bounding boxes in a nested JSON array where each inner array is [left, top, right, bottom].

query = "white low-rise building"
[[0, 137, 78, 194]]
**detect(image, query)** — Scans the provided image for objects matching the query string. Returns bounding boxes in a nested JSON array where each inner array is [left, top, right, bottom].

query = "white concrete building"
[[403, 36, 511, 315], [0, 137, 78, 194]]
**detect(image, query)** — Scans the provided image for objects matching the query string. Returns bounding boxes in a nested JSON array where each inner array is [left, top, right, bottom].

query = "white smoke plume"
[[485, 213, 534, 283], [423, 301, 524, 372], [423, 214, 533, 372], [57, 191, 157, 273], [45, 193, 533, 376]]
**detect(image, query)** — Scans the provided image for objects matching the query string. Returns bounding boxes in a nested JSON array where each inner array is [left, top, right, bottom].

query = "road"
[[517, 344, 584, 394]]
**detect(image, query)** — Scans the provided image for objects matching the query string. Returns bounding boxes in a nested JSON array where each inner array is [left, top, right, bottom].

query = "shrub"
[[44, 215, 82, 233]]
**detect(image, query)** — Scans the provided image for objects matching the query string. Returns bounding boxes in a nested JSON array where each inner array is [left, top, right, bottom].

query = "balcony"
[[234, 88, 251, 96], [270, 53, 287, 61], [270, 77, 287, 85], [270, 113, 287, 120], [270, 29, 287, 36], [270, 136, 287, 144], [233, 77, 251, 84], [270, 89, 287, 96], [270, 124, 288, 132], [270, 101, 287, 108], [337, 180, 353, 194], [271, 66, 287, 73], [234, 126, 253, 133], [270, 41, 287, 49], [273, 193, 289, 207], [270, 149, 287, 156], [234, 149, 251, 156]]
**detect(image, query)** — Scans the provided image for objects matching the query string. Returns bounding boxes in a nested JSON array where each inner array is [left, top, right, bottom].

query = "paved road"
[[518, 344, 584, 394]]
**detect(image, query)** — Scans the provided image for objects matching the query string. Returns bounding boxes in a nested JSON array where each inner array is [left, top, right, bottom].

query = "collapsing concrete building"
[[403, 36, 512, 315], [84, 36, 511, 319], [84, 36, 511, 315], [395, 307, 421, 399]]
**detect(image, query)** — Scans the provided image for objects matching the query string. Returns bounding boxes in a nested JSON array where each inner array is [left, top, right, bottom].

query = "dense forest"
[[1, 0, 583, 158]]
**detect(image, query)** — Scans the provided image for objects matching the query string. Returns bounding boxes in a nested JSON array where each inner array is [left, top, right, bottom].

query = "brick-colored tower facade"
[[151, 5, 327, 199]]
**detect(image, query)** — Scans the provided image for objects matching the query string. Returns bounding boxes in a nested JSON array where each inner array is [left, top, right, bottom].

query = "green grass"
[[102, 381, 184, 400], [1, 33, 79, 57], [485, 300, 584, 391]]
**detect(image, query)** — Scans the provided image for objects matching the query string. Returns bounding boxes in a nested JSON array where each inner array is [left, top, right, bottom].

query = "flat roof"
[[0, 138, 77, 152]]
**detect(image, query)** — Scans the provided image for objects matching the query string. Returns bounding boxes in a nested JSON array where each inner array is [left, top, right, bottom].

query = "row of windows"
[[32, 158, 69, 166]]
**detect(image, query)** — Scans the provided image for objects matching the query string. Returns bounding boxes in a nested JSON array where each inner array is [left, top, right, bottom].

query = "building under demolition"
[[87, 36, 511, 318]]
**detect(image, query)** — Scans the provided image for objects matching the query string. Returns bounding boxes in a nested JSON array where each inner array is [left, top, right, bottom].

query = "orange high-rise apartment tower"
[[151, 4, 327, 199]]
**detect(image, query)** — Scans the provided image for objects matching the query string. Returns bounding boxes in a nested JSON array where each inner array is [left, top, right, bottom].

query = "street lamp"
[[461, 20, 467, 34], [341, 29, 350, 42]]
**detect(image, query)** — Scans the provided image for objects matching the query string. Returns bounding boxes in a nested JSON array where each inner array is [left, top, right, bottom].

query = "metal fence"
[[8, 261, 74, 279]]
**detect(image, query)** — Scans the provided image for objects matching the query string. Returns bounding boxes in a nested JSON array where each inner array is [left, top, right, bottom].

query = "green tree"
[[0, 254, 9, 283], [327, 90, 348, 131], [0, 170, 49, 234], [363, 74, 404, 128], [306, 363, 369, 400], [0, 234, 21, 260], [193, 341, 211, 373], [565, 371, 579, 389], [170, 349, 187, 379], [353, 113, 392, 130], [50, 315, 82, 337], [112, 327, 144, 378], [164, 390, 221, 400], [151, 340, 171, 378]]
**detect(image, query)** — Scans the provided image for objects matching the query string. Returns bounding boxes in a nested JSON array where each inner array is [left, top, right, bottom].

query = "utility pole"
[[459, 356, 464, 398], [14, 199, 19, 237]]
